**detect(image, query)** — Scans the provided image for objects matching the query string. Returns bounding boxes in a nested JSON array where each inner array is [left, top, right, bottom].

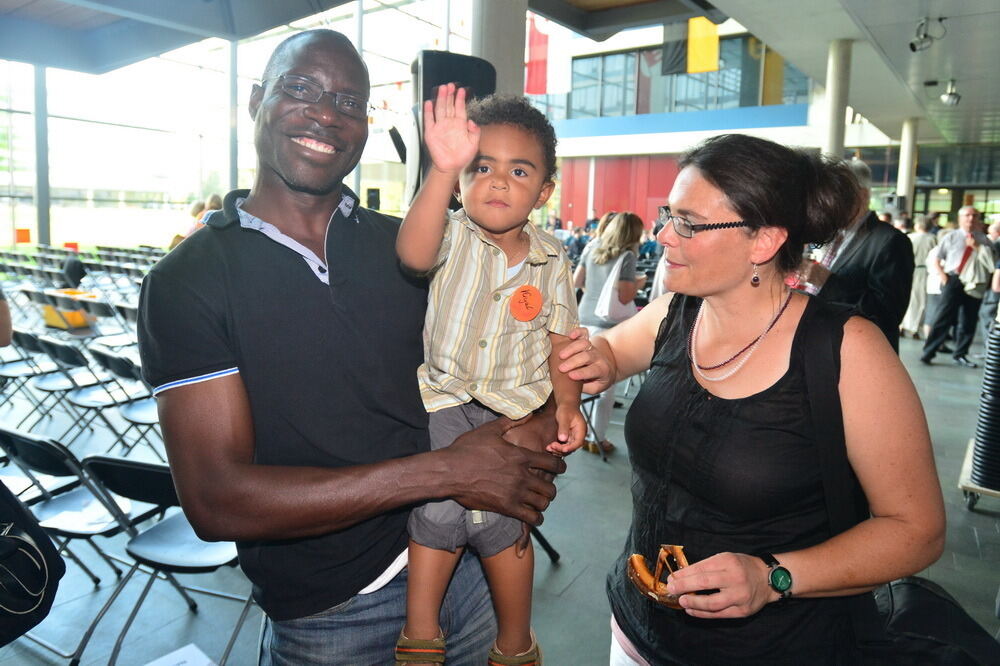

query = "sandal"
[[584, 439, 616, 455], [487, 631, 542, 666], [395, 631, 446, 664]]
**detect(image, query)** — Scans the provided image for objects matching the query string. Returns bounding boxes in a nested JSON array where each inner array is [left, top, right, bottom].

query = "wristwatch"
[[757, 552, 792, 599]]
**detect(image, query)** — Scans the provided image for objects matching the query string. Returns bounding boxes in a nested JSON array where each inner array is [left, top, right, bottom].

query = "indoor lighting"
[[940, 80, 961, 107], [909, 17, 947, 53]]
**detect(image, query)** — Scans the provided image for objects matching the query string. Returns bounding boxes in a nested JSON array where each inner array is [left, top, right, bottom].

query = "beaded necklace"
[[687, 289, 793, 382]]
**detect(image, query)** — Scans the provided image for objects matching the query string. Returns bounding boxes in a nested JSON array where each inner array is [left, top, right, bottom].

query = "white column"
[[897, 118, 918, 215], [821, 39, 852, 158], [471, 0, 528, 95]]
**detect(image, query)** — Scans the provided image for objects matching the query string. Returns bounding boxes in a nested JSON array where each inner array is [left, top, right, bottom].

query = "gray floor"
[[1, 334, 998, 665]]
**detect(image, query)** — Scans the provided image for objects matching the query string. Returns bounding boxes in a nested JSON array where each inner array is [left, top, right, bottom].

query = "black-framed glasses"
[[656, 205, 749, 238], [264, 74, 373, 120]]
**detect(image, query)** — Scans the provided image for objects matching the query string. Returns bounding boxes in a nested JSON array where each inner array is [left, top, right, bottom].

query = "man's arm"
[[157, 373, 566, 542]]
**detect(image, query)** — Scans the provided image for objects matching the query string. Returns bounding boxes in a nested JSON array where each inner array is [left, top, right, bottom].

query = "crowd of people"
[[135, 28, 958, 665]]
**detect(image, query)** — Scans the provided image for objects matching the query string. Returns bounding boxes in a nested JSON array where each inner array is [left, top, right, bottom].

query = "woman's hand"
[[423, 82, 480, 175], [666, 552, 776, 619], [557, 327, 616, 395]]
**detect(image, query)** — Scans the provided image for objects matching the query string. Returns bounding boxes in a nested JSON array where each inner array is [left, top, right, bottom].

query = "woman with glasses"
[[573, 211, 646, 455], [559, 134, 945, 664]]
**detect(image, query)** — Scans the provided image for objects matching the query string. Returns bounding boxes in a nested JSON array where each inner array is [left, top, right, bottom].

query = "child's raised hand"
[[423, 82, 480, 175], [547, 403, 587, 455]]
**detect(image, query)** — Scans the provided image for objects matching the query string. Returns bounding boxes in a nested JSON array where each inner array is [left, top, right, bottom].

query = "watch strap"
[[756, 552, 792, 599]]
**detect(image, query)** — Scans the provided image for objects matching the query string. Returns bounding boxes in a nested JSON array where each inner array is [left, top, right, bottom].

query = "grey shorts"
[[407, 402, 523, 558]]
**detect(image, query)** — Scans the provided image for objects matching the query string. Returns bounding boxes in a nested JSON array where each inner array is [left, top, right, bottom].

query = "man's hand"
[[443, 416, 565, 527], [799, 259, 831, 288], [423, 83, 480, 176]]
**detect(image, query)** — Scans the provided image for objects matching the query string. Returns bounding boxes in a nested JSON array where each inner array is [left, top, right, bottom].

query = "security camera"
[[909, 36, 933, 52], [909, 17, 946, 53], [940, 80, 961, 106]]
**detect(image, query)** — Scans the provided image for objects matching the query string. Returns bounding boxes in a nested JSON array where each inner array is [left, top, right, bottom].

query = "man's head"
[[989, 221, 1000, 241], [958, 205, 979, 234], [846, 159, 872, 219], [249, 30, 370, 198]]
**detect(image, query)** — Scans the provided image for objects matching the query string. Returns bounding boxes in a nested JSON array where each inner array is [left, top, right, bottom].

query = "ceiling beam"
[[0, 15, 98, 72], [54, 0, 234, 39], [528, 0, 726, 41]]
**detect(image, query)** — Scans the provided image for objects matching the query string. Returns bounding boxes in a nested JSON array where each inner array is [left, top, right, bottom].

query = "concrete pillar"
[[897, 118, 918, 216], [821, 39, 852, 158], [33, 66, 50, 246], [471, 0, 528, 95]]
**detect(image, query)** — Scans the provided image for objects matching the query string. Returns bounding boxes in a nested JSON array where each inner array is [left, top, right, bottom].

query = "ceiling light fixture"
[[939, 79, 961, 107], [909, 17, 947, 53]]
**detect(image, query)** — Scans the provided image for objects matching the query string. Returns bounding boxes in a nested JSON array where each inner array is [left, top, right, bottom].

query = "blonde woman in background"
[[574, 211, 646, 454]]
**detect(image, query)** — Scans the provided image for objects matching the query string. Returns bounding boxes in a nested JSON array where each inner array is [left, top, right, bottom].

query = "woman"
[[574, 211, 646, 455], [900, 214, 937, 338], [561, 134, 944, 663]]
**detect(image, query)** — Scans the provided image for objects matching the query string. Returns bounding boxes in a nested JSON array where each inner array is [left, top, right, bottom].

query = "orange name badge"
[[510, 285, 543, 322]]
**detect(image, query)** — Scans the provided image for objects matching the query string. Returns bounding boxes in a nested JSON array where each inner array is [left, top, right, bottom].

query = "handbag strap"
[[801, 301, 886, 645]]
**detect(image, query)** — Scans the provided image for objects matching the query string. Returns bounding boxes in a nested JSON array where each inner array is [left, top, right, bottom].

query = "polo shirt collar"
[[454, 208, 554, 265]]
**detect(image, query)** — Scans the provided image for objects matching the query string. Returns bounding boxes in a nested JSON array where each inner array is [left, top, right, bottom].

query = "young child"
[[394, 85, 585, 665]]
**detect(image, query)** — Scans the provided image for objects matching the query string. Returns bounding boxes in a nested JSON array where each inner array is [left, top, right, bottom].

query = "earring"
[[751, 263, 760, 287]]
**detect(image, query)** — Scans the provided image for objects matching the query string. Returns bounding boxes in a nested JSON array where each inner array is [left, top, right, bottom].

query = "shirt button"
[[478, 339, 487, 348], [492, 248, 500, 256], [470, 383, 478, 391], [493, 293, 501, 302]]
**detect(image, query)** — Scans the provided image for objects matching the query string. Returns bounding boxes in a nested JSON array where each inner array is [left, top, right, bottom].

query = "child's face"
[[457, 124, 554, 237]]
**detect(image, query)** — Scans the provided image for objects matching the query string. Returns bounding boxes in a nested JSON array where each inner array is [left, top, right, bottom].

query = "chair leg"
[[85, 538, 123, 577], [58, 539, 101, 586], [530, 526, 560, 564], [162, 571, 198, 611], [218, 594, 255, 666], [108, 568, 157, 666]]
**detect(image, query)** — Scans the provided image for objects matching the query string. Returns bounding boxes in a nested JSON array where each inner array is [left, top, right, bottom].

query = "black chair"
[[87, 345, 163, 460], [0, 427, 161, 664], [81, 456, 253, 665]]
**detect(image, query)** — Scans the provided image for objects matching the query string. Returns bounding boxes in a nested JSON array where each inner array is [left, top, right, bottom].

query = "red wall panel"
[[559, 155, 681, 230]]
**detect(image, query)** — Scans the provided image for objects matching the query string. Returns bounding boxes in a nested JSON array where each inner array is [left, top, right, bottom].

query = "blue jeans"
[[259, 551, 496, 665]]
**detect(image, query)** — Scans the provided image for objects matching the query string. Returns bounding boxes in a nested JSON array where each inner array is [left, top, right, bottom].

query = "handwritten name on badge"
[[510, 285, 542, 322]]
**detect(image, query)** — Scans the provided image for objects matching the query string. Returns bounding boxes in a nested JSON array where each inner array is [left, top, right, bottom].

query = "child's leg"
[[404, 542, 464, 640], [481, 541, 535, 655]]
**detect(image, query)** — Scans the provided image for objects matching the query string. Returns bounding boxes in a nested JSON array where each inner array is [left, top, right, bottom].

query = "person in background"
[[900, 215, 938, 339], [564, 227, 588, 263], [0, 286, 11, 347], [800, 159, 914, 352], [559, 133, 943, 664], [922, 206, 993, 367], [169, 199, 207, 249], [574, 211, 645, 455]]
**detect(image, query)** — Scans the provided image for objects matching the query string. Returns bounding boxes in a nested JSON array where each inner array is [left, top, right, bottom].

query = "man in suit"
[[802, 159, 914, 352]]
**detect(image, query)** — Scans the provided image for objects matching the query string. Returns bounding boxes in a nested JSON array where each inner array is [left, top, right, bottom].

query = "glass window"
[[570, 56, 600, 118], [782, 61, 809, 104]]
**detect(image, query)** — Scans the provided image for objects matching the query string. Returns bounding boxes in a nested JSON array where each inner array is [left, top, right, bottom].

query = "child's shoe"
[[487, 630, 542, 665], [394, 630, 446, 664]]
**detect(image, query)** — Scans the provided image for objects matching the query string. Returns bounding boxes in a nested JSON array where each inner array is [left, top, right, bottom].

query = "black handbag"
[[803, 303, 999, 665], [0, 481, 65, 646]]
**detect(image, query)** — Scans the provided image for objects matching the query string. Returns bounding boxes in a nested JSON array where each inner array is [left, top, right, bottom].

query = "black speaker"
[[402, 51, 497, 207], [366, 187, 381, 211]]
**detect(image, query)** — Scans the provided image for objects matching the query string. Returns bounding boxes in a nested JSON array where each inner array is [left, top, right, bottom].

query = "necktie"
[[956, 236, 974, 275]]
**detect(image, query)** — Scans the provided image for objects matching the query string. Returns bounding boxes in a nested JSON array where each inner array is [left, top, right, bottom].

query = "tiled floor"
[[1, 334, 998, 665]]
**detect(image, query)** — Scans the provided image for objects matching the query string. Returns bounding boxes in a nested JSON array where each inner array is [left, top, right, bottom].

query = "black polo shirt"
[[138, 188, 430, 620]]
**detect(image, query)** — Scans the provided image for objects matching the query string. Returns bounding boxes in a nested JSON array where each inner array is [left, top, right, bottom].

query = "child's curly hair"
[[466, 94, 557, 181]]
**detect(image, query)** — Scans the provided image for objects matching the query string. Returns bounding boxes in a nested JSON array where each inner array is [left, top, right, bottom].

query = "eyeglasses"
[[264, 74, 373, 120], [656, 205, 749, 238]]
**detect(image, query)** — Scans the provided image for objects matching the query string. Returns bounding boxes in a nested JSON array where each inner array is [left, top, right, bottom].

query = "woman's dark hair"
[[679, 134, 860, 273], [467, 94, 558, 181]]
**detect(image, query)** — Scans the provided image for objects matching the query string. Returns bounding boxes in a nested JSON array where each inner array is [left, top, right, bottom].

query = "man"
[[922, 206, 993, 367], [138, 30, 565, 664], [803, 159, 914, 352]]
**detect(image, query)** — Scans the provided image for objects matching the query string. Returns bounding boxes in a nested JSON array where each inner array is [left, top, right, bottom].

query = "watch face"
[[770, 566, 792, 592]]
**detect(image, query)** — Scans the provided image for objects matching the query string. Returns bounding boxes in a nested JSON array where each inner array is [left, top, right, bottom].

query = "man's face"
[[249, 35, 369, 197], [959, 208, 977, 233]]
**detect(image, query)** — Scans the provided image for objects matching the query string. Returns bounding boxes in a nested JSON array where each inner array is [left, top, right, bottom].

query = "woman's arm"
[[667, 317, 945, 618], [573, 262, 586, 289], [558, 292, 672, 396]]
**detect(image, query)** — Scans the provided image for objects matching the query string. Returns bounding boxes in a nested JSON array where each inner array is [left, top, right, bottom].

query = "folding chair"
[[0, 427, 161, 664], [87, 345, 163, 461], [77, 299, 136, 349], [36, 336, 146, 447], [81, 456, 253, 665], [580, 393, 609, 462], [1, 329, 59, 417]]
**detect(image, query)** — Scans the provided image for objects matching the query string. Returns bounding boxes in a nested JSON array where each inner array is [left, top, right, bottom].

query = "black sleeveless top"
[[607, 294, 858, 665]]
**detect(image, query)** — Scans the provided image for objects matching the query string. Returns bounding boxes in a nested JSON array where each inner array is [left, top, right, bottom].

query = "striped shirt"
[[418, 209, 579, 418]]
